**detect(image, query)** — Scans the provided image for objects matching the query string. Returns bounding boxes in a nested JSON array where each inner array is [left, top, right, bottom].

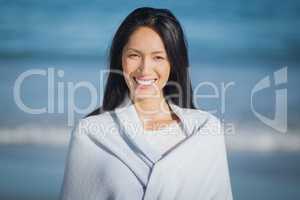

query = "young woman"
[[60, 7, 233, 200]]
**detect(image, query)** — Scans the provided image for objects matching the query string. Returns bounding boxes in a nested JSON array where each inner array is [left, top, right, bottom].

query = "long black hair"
[[87, 7, 195, 117]]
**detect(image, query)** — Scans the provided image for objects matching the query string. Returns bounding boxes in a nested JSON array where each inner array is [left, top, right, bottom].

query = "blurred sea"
[[0, 145, 300, 200], [0, 0, 300, 199]]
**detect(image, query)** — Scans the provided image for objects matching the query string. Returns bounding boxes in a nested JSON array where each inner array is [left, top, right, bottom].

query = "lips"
[[134, 77, 157, 86]]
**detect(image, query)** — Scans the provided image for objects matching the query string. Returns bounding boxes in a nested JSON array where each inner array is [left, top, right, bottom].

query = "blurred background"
[[0, 0, 300, 199]]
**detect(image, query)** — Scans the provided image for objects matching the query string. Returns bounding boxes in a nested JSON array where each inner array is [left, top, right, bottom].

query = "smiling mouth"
[[134, 77, 158, 86]]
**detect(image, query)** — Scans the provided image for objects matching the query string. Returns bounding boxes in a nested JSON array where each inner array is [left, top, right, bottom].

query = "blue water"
[[229, 151, 300, 199], [0, 0, 300, 63], [1, 0, 300, 128], [0, 145, 67, 200], [0, 145, 299, 200], [1, 0, 300, 199]]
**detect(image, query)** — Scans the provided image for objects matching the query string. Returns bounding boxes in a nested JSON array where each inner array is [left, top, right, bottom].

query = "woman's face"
[[122, 26, 171, 101]]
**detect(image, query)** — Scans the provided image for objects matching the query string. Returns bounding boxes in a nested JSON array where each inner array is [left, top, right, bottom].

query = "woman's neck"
[[133, 96, 173, 122], [132, 95, 181, 131]]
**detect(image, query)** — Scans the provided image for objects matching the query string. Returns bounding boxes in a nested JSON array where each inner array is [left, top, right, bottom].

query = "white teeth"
[[135, 78, 156, 85]]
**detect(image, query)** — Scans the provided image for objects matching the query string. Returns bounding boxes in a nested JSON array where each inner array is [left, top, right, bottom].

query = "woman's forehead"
[[125, 27, 166, 51]]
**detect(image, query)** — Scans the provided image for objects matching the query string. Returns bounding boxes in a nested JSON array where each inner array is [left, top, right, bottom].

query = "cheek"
[[122, 58, 140, 75], [122, 58, 139, 88], [157, 64, 171, 86]]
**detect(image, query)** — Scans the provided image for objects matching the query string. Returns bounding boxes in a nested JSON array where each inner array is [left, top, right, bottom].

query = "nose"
[[138, 56, 153, 74]]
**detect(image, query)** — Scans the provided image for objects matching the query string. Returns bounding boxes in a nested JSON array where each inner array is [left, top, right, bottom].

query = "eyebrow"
[[127, 48, 165, 54]]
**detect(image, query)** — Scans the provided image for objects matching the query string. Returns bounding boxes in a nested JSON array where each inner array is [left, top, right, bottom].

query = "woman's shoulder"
[[73, 109, 116, 138], [179, 106, 219, 122], [83, 109, 113, 123], [182, 107, 223, 135]]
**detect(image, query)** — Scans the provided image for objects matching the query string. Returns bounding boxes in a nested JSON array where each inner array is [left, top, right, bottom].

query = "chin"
[[133, 90, 160, 100]]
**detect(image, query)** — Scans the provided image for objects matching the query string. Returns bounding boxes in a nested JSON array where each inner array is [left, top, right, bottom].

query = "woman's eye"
[[128, 54, 139, 58], [154, 56, 164, 61]]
